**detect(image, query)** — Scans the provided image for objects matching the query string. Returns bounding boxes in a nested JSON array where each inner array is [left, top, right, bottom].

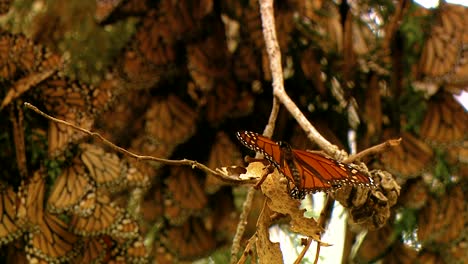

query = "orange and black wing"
[[235, 131, 284, 169], [292, 149, 374, 194], [236, 131, 374, 199]]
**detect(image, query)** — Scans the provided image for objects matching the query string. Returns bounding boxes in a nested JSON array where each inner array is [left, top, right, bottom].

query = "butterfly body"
[[236, 131, 374, 199]]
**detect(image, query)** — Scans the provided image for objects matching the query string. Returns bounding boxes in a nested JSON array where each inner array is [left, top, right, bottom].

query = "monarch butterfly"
[[48, 113, 94, 157], [141, 182, 164, 227], [80, 143, 126, 188], [164, 167, 207, 225], [47, 157, 94, 214], [205, 131, 243, 193], [0, 33, 37, 80], [0, 183, 24, 246], [145, 95, 197, 146], [35, 76, 94, 156], [186, 23, 229, 92], [204, 81, 238, 124], [420, 92, 467, 145], [160, 217, 216, 261], [69, 191, 123, 236], [381, 131, 433, 178], [109, 211, 139, 240], [0, 69, 56, 110], [17, 170, 46, 225], [157, 0, 212, 41], [125, 237, 149, 263], [71, 236, 108, 264], [70, 190, 97, 217], [417, 3, 468, 89], [26, 212, 81, 263], [107, 158, 151, 193], [236, 131, 374, 199], [117, 11, 175, 89]]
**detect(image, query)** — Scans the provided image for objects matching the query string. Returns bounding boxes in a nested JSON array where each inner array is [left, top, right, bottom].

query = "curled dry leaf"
[[256, 202, 283, 264], [333, 170, 400, 230], [259, 168, 322, 240]]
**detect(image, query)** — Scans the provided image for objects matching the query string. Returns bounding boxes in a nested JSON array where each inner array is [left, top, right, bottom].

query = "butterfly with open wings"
[[236, 131, 375, 199]]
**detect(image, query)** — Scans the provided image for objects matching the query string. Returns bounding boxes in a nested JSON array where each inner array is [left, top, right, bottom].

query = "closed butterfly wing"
[[381, 131, 434, 178], [48, 113, 94, 157], [26, 213, 81, 263], [125, 237, 149, 263], [420, 92, 467, 145], [0, 69, 55, 110], [417, 3, 468, 92], [205, 131, 244, 193], [0, 183, 24, 246], [47, 157, 94, 214], [109, 214, 139, 240], [38, 77, 94, 156], [80, 143, 126, 188], [17, 170, 46, 225], [145, 95, 197, 146], [160, 217, 216, 261], [71, 236, 108, 264], [0, 33, 37, 80], [69, 191, 123, 236], [164, 167, 207, 225]]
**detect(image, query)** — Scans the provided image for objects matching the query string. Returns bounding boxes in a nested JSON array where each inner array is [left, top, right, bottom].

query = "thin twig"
[[231, 188, 257, 264], [24, 102, 256, 186], [345, 138, 401, 163], [258, 0, 343, 158], [230, 6, 282, 260], [10, 103, 27, 178], [295, 196, 335, 264]]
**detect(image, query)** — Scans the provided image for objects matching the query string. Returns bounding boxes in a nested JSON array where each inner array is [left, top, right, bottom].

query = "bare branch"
[[231, 188, 257, 264], [258, 0, 345, 158], [345, 138, 402, 163], [24, 102, 256, 186]]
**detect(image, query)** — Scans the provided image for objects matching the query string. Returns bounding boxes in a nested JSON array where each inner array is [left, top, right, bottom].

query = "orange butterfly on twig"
[[236, 131, 374, 199]]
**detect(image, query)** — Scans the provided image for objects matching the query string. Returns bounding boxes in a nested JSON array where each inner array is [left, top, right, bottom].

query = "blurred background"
[[0, 0, 466, 263]]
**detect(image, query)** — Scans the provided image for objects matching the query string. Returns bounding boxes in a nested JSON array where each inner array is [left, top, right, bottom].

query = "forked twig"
[[258, 0, 344, 159], [24, 102, 257, 186]]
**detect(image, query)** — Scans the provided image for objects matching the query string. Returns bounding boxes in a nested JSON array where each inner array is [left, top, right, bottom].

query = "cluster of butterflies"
[[1, 0, 465, 263], [0, 171, 147, 263]]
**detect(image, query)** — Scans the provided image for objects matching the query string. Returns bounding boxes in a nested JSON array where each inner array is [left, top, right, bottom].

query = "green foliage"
[[4, 0, 138, 84], [44, 158, 62, 180], [60, 17, 138, 83], [399, 12, 426, 68], [395, 208, 419, 245], [399, 86, 427, 132], [433, 149, 454, 188], [194, 247, 232, 264]]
